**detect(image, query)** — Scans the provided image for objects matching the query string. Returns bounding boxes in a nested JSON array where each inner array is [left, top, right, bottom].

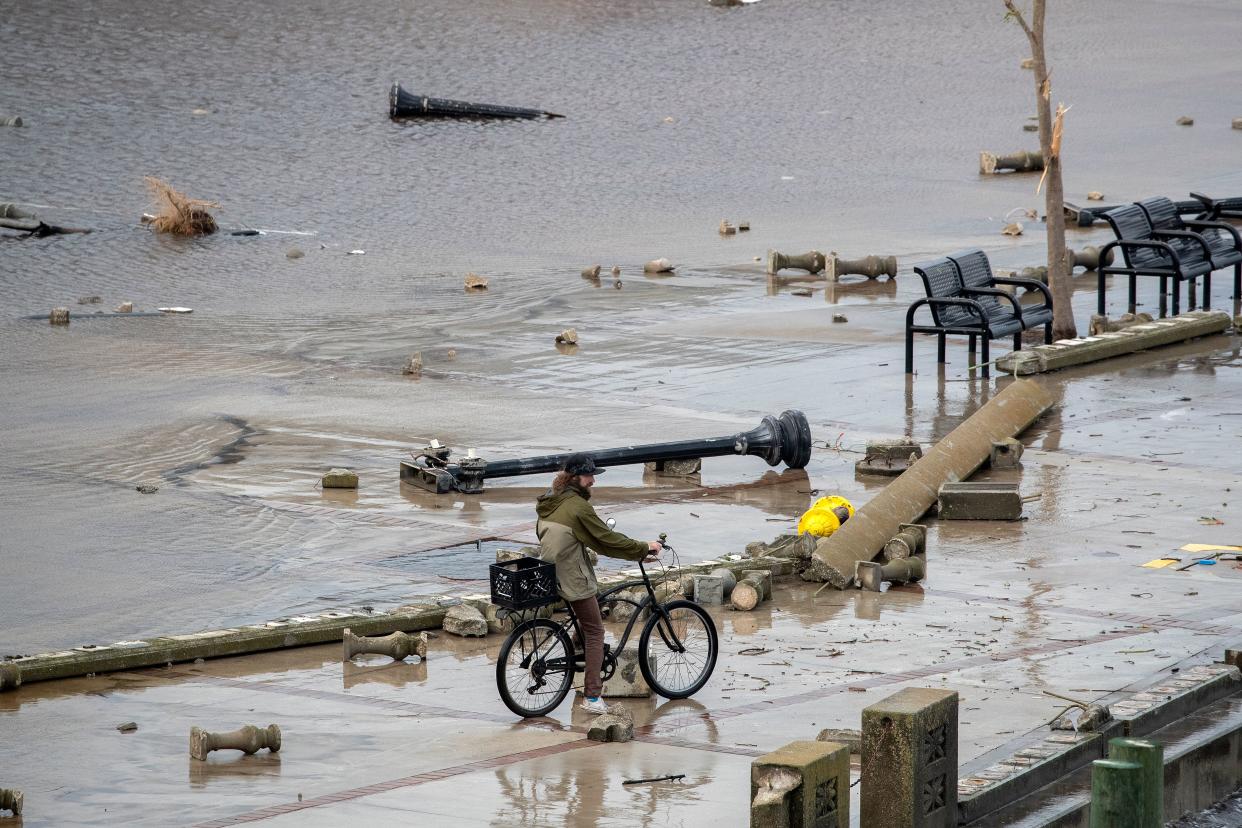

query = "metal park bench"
[[906, 253, 1035, 378], [1097, 204, 1214, 318], [1189, 192, 1242, 222], [947, 249, 1054, 345], [1137, 196, 1242, 311]]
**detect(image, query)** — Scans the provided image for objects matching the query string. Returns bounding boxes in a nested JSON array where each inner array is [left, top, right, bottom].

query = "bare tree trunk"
[[1004, 0, 1077, 339]]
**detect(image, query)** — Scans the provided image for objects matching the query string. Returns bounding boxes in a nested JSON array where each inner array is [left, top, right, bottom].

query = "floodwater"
[[3, 0, 1242, 656]]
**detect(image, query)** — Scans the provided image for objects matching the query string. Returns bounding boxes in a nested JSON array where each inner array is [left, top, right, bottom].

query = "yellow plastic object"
[[797, 496, 856, 537], [1179, 544, 1242, 553], [1140, 558, 1180, 569]]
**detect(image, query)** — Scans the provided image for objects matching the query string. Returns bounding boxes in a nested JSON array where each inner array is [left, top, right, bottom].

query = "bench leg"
[[905, 328, 915, 374], [1044, 319, 1053, 344], [1235, 263, 1241, 301], [1202, 273, 1211, 310], [1188, 276, 1198, 311], [1172, 276, 1181, 316], [937, 333, 946, 364], [981, 336, 990, 378], [1127, 275, 1137, 315], [1098, 271, 1107, 316], [1013, 332, 1021, 352], [968, 334, 976, 359], [1158, 276, 1167, 318]]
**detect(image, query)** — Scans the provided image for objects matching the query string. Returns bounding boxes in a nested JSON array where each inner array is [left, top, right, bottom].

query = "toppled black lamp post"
[[401, 410, 813, 494]]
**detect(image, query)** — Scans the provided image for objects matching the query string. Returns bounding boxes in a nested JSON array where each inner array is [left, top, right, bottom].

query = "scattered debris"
[[979, 150, 1044, 174], [643, 258, 675, 273], [623, 774, 685, 786], [77, 296, 101, 305], [464, 273, 488, 291], [0, 116, 22, 127], [587, 703, 634, 742], [855, 442, 922, 477], [1066, 245, 1115, 272], [831, 313, 847, 323], [286, 248, 305, 259], [989, 438, 1024, 469], [135, 483, 159, 494], [816, 727, 861, 754], [144, 177, 218, 236], [1001, 222, 1024, 236], [581, 264, 601, 279], [1198, 516, 1224, 526], [189, 724, 281, 760], [555, 328, 579, 345], [157, 307, 193, 314], [938, 482, 1023, 520], [1087, 191, 1104, 201], [719, 219, 737, 235], [791, 288, 813, 297], [1176, 116, 1194, 126], [346, 249, 365, 255], [442, 603, 488, 637], [798, 496, 854, 538], [1088, 312, 1153, 335], [321, 468, 358, 489], [610, 265, 621, 277], [1052, 703, 1110, 732], [116, 722, 138, 733], [115, 302, 134, 313], [403, 352, 423, 376], [389, 81, 562, 120], [858, 556, 925, 591], [1233, 118, 1242, 131], [1023, 123, 1038, 132], [738, 221, 750, 231], [1020, 57, 1035, 69], [882, 524, 927, 560]]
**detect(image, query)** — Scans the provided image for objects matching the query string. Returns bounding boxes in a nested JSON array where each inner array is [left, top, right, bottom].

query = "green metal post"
[[1089, 759, 1145, 828], [1108, 738, 1163, 828]]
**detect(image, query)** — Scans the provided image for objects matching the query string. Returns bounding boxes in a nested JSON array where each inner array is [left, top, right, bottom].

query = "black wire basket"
[[489, 557, 559, 610]]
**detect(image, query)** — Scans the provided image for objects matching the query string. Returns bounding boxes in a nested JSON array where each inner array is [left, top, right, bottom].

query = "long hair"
[[551, 470, 575, 493]]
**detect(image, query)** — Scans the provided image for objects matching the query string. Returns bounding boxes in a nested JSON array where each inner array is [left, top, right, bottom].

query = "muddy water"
[[2, 0, 1242, 652]]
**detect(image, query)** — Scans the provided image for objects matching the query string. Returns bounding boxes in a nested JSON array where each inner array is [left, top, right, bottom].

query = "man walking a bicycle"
[[535, 453, 663, 714]]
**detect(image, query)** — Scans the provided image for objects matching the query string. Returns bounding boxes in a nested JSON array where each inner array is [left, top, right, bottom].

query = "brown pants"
[[569, 596, 605, 698]]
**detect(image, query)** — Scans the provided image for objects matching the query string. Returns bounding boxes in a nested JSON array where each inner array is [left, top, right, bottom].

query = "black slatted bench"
[[1097, 204, 1213, 318]]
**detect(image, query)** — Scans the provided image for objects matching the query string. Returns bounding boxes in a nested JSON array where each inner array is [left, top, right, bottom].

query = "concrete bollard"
[[988, 438, 1024, 469], [49, 307, 70, 325], [581, 264, 601, 279], [741, 569, 773, 601], [342, 628, 427, 662], [751, 740, 850, 828], [322, 468, 359, 489], [1066, 245, 1115, 272], [693, 574, 725, 606], [767, 249, 826, 276], [0, 116, 22, 127], [190, 723, 281, 761], [731, 571, 771, 611], [857, 556, 925, 592], [644, 258, 675, 273], [979, 150, 1044, 174], [861, 687, 958, 827], [826, 253, 897, 282], [1107, 739, 1162, 828], [883, 524, 927, 560], [937, 482, 1022, 520], [0, 662, 20, 691], [1089, 759, 1145, 827], [0, 788, 22, 816]]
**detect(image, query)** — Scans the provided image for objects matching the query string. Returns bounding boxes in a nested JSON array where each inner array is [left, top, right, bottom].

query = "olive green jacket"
[[535, 484, 648, 602]]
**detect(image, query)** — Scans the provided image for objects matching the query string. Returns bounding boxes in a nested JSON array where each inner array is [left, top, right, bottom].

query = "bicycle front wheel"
[[497, 618, 574, 718], [638, 599, 718, 699]]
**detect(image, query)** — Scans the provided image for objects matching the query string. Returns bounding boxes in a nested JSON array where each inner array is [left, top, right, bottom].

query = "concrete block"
[[644, 457, 702, 475], [601, 647, 653, 698], [441, 604, 488, 637], [861, 687, 958, 827], [587, 704, 634, 742], [988, 438, 1024, 469], [693, 574, 724, 605], [321, 468, 358, 488], [937, 482, 1022, 521], [751, 740, 849, 828]]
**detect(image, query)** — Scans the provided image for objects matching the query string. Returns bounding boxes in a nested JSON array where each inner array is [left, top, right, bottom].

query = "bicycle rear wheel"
[[497, 618, 574, 718], [638, 599, 718, 699]]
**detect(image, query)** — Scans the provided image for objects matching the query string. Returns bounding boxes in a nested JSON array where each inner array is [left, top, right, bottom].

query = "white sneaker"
[[580, 697, 609, 715]]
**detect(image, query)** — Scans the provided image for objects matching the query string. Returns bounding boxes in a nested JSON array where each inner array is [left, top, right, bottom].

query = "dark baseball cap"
[[562, 452, 605, 476]]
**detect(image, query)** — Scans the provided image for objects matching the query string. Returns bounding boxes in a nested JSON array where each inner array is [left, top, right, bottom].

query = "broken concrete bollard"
[[0, 788, 22, 816], [0, 116, 22, 127], [882, 524, 927, 560], [555, 328, 579, 345], [601, 647, 653, 698], [189, 723, 281, 761], [857, 556, 925, 592], [587, 703, 634, 742], [442, 603, 488, 637], [49, 307, 70, 325], [861, 688, 958, 828], [644, 457, 702, 476], [116, 302, 134, 313], [937, 482, 1022, 520], [719, 219, 737, 235], [1066, 245, 1115, 272], [403, 352, 423, 376], [855, 442, 922, 476], [741, 569, 772, 601], [581, 264, 601, 279], [808, 380, 1054, 587], [826, 253, 897, 282], [322, 468, 359, 489], [464, 273, 489, 290], [342, 628, 427, 662], [285, 248, 304, 259], [766, 249, 826, 276], [731, 571, 771, 611], [0, 662, 20, 691], [1176, 116, 1194, 126], [643, 258, 675, 273], [751, 740, 850, 828], [747, 534, 816, 561], [979, 150, 1044, 174], [693, 574, 725, 606], [1053, 703, 1111, 732], [988, 438, 1024, 469]]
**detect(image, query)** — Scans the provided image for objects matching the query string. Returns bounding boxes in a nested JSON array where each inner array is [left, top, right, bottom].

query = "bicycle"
[[495, 534, 719, 718]]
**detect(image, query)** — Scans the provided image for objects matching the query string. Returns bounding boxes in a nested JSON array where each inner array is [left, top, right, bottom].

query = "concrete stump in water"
[[882, 524, 927, 560], [0, 662, 20, 691], [49, 307, 70, 325], [826, 253, 897, 281], [860, 688, 958, 827], [751, 740, 850, 828], [442, 604, 488, 637], [322, 468, 358, 489], [0, 788, 22, 816], [189, 724, 281, 760], [643, 258, 675, 273], [342, 628, 427, 662], [766, 249, 825, 276], [979, 150, 1044, 174], [0, 116, 22, 127], [857, 556, 925, 592]]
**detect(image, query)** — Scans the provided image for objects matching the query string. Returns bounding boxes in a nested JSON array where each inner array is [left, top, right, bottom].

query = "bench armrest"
[[961, 286, 1024, 324], [1184, 219, 1242, 247], [1152, 229, 1213, 260], [907, 296, 988, 327], [1100, 238, 1182, 271], [992, 276, 1054, 308]]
